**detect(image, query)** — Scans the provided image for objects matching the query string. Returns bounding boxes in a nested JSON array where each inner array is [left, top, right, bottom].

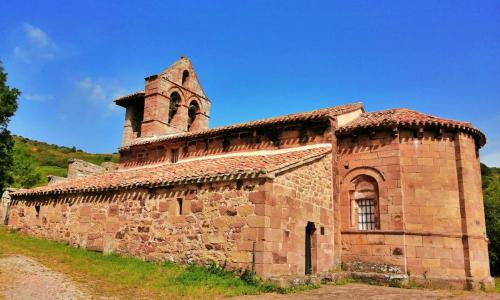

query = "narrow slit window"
[[171, 149, 179, 163], [35, 205, 40, 218], [358, 199, 376, 230], [182, 70, 190, 86], [177, 198, 183, 215]]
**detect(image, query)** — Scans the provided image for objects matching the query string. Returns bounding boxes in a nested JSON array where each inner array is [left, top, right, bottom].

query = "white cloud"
[[482, 151, 500, 167], [78, 77, 106, 102], [23, 93, 54, 102], [24, 23, 52, 48], [77, 77, 128, 112], [13, 23, 58, 62]]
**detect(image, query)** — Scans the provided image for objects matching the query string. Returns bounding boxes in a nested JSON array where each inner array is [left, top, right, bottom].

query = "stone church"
[[3, 57, 493, 289]]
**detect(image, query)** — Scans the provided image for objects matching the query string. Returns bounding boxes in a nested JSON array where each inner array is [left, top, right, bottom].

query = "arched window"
[[351, 175, 379, 230], [182, 70, 190, 86], [168, 92, 181, 124], [187, 101, 200, 131]]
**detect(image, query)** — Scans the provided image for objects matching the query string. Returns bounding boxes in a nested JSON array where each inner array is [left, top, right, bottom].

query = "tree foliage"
[[0, 61, 20, 192], [482, 163, 500, 276], [9, 141, 42, 188]]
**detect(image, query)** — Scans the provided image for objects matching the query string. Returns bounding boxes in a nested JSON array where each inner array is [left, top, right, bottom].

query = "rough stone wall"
[[67, 159, 106, 179], [121, 100, 144, 145], [7, 155, 334, 278], [8, 180, 265, 271], [0, 192, 6, 223], [262, 154, 334, 276], [48, 175, 68, 185]]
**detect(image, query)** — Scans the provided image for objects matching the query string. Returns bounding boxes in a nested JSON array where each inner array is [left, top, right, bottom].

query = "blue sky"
[[0, 1, 499, 166]]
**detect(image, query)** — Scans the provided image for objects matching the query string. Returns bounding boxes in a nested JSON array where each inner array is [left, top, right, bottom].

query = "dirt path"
[[0, 254, 497, 300], [0, 255, 90, 300], [230, 283, 500, 300]]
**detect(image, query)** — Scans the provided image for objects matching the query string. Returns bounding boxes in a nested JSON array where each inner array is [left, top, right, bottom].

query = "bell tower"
[[141, 56, 211, 137], [116, 56, 211, 145]]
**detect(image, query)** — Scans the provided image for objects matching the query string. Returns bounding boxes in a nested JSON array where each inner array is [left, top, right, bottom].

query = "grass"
[[0, 226, 318, 299], [495, 277, 500, 293]]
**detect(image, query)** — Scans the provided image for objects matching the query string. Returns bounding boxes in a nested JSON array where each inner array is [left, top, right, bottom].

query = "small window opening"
[[358, 199, 377, 230], [176, 198, 183, 215], [35, 205, 40, 218], [187, 101, 200, 131], [320, 227, 325, 235], [182, 70, 189, 86], [171, 149, 179, 163], [168, 92, 181, 124]]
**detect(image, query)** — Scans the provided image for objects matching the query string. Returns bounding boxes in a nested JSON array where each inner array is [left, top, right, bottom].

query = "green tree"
[[482, 163, 500, 275], [0, 61, 20, 192], [9, 142, 42, 188]]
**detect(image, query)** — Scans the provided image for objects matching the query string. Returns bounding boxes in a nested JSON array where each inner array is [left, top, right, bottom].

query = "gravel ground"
[[0, 255, 89, 300], [230, 283, 500, 300]]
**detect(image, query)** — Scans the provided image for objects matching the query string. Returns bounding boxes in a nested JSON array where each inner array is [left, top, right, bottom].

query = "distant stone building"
[[6, 57, 493, 289]]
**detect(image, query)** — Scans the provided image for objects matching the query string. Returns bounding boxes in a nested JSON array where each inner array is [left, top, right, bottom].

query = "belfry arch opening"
[[187, 100, 200, 131], [168, 92, 181, 124]]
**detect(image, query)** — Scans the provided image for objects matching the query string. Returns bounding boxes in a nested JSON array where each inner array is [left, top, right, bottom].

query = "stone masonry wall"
[[338, 131, 406, 272], [8, 179, 267, 272], [8, 155, 334, 279], [262, 154, 334, 276], [337, 128, 492, 288], [398, 129, 467, 281]]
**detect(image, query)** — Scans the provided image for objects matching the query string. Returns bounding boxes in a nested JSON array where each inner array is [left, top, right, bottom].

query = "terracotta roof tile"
[[337, 108, 486, 147], [114, 91, 145, 107], [12, 146, 331, 197], [123, 102, 363, 148]]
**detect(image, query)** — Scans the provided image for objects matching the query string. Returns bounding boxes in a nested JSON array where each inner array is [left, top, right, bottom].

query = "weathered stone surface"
[[1, 188, 16, 225], [67, 159, 106, 179]]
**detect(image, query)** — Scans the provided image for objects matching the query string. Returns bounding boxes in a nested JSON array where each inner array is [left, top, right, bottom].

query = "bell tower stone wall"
[[140, 56, 211, 137]]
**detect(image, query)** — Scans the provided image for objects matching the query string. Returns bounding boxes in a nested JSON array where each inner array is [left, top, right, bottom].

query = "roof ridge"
[[12, 146, 332, 197], [267, 147, 331, 175], [124, 102, 364, 148], [338, 107, 485, 147], [359, 108, 473, 126]]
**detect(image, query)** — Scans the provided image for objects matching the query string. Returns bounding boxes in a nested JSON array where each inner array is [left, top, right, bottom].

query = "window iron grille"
[[358, 199, 376, 230]]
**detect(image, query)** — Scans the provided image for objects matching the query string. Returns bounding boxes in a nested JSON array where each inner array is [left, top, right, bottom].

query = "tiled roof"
[[122, 102, 364, 148], [12, 146, 331, 197], [114, 91, 145, 107], [337, 108, 486, 146]]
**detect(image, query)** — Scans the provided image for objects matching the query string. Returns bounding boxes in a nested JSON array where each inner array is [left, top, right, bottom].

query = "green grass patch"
[[495, 277, 500, 293], [0, 226, 290, 299]]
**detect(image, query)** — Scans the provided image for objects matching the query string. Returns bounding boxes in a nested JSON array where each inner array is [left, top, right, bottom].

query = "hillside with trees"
[[9, 135, 119, 188]]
